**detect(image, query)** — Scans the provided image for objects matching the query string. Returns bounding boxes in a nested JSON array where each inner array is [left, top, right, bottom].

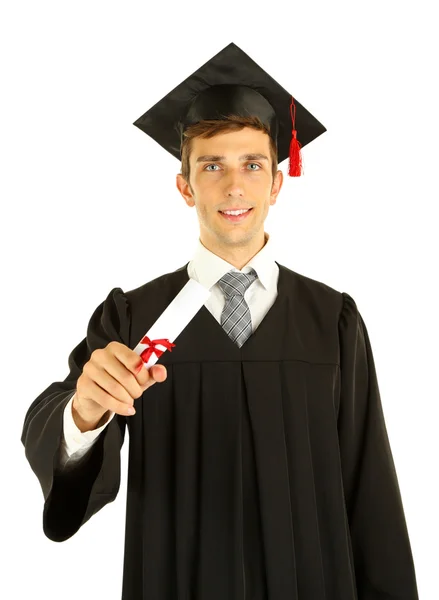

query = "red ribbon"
[[139, 335, 176, 364]]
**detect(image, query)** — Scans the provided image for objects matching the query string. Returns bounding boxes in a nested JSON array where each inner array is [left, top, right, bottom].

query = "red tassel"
[[288, 96, 303, 177]]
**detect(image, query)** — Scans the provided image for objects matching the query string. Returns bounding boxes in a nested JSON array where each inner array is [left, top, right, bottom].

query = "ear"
[[270, 170, 283, 205], [176, 173, 195, 207]]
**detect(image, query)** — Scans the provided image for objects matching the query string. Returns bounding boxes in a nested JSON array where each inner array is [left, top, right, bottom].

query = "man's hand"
[[73, 341, 167, 427]]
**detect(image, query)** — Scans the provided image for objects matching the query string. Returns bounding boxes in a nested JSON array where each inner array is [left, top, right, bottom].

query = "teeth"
[[223, 209, 250, 216]]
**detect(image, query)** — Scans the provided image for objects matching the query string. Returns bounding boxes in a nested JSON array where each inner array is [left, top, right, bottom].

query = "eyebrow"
[[195, 153, 269, 163]]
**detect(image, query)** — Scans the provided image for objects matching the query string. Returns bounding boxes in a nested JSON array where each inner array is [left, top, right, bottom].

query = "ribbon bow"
[[139, 335, 176, 364]]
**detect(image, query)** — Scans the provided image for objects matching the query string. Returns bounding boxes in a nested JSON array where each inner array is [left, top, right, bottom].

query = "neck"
[[200, 231, 267, 270]]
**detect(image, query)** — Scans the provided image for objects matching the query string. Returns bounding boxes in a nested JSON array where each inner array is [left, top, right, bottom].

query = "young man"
[[21, 43, 419, 599]]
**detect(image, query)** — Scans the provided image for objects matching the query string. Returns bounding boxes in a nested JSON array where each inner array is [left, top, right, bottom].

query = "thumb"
[[151, 364, 167, 382]]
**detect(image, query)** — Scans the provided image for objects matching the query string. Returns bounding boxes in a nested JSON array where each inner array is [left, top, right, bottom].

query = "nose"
[[224, 171, 245, 197]]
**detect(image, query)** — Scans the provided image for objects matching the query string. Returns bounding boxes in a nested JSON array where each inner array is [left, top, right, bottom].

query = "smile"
[[219, 208, 253, 223]]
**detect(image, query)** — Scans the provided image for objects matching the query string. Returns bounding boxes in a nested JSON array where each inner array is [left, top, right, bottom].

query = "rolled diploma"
[[132, 278, 211, 369]]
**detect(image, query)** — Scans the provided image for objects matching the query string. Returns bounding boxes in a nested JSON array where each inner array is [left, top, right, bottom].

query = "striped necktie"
[[217, 268, 258, 348]]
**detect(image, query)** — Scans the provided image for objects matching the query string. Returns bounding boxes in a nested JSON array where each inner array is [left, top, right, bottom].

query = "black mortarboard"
[[133, 42, 326, 176]]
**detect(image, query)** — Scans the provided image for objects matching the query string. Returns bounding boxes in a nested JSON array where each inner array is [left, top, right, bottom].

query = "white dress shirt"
[[58, 232, 279, 470]]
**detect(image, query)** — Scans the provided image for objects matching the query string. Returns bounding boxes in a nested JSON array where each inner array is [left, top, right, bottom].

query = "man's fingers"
[[84, 360, 136, 405], [109, 342, 155, 386], [100, 342, 168, 395], [85, 380, 137, 416]]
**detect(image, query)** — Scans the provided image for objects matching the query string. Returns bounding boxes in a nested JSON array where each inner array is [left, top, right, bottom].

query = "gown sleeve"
[[337, 292, 419, 599], [20, 287, 130, 542]]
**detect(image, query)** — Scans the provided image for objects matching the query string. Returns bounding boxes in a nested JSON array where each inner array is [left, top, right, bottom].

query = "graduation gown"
[[21, 261, 419, 600]]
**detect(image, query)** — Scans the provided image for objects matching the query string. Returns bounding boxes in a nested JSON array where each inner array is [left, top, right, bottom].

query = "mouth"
[[218, 208, 253, 223]]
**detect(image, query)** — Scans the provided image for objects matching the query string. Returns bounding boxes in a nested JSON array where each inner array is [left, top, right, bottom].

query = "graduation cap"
[[133, 42, 326, 176]]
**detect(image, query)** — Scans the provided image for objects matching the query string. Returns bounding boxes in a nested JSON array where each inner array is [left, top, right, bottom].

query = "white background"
[[1, 0, 437, 598]]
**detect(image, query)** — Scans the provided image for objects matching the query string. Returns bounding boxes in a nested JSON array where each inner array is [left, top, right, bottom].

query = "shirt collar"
[[190, 231, 277, 291]]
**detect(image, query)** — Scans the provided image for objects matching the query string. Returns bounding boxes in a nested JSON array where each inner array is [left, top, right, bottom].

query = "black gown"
[[21, 261, 419, 599]]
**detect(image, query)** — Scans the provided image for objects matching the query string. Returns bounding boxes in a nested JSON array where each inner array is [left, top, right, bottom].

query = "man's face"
[[176, 127, 283, 251]]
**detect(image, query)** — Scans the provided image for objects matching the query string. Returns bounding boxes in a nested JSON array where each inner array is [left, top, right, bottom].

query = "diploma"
[[133, 278, 211, 369]]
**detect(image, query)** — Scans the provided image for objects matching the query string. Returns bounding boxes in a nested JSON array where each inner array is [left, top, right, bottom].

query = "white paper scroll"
[[132, 278, 211, 369]]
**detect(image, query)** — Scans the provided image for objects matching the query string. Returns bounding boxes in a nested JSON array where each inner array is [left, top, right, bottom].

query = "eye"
[[247, 163, 261, 170], [204, 164, 220, 171]]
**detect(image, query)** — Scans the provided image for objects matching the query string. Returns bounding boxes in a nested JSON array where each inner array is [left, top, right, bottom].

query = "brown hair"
[[180, 115, 278, 189]]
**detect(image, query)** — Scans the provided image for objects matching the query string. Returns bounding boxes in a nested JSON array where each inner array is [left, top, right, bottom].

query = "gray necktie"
[[217, 268, 258, 347]]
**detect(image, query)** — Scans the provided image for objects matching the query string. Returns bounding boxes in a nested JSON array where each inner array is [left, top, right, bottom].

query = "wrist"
[[72, 394, 108, 432]]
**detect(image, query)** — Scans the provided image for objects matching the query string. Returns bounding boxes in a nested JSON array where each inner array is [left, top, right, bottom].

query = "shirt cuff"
[[62, 391, 115, 457]]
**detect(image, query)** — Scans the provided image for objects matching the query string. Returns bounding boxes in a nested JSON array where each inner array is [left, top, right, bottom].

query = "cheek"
[[249, 172, 271, 186], [193, 175, 217, 194]]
